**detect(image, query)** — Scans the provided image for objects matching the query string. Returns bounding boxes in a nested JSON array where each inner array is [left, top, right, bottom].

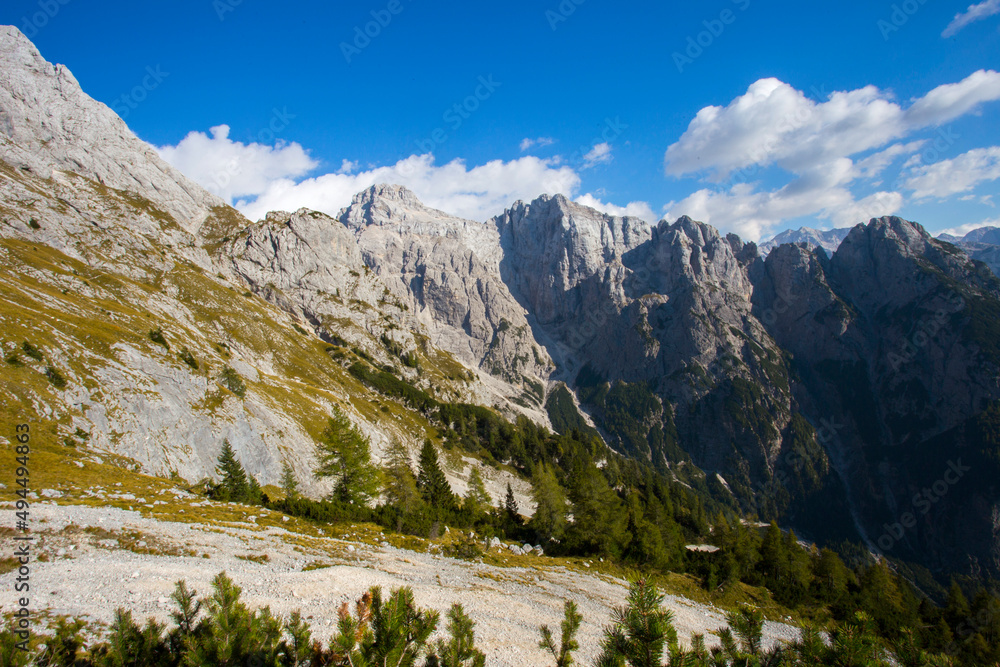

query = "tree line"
[[205, 398, 999, 666]]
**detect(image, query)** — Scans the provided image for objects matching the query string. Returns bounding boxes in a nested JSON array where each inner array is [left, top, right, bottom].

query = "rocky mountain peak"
[[839, 216, 933, 257], [0, 26, 222, 232], [340, 183, 475, 233]]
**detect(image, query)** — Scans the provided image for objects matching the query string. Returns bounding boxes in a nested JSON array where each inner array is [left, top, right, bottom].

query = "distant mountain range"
[[761, 225, 1000, 280], [758, 227, 852, 256], [3, 24, 1000, 581]]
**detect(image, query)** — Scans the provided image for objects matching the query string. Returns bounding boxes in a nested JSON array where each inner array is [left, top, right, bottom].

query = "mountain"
[[0, 26, 534, 507], [758, 226, 852, 257], [3, 25, 1000, 582], [937, 225, 1000, 277]]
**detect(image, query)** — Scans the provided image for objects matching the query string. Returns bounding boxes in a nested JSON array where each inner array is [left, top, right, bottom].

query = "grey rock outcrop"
[[0, 26, 222, 231], [340, 185, 551, 385]]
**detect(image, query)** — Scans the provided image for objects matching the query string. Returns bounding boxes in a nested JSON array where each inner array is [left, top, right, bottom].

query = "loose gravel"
[[1, 502, 800, 665]]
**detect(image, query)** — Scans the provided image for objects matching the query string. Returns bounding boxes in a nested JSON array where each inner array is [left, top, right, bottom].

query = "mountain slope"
[[0, 26, 534, 509]]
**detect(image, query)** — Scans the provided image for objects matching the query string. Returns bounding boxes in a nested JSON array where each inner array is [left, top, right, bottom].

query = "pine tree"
[[416, 439, 456, 510], [759, 520, 787, 588], [280, 461, 299, 500], [623, 490, 666, 568], [213, 440, 250, 503], [181, 572, 285, 666], [726, 605, 764, 657], [463, 466, 492, 518], [812, 547, 851, 602], [331, 586, 439, 666], [566, 462, 624, 557], [283, 611, 313, 667], [432, 603, 486, 667], [504, 483, 521, 526], [945, 580, 971, 629], [314, 408, 382, 507], [383, 441, 424, 531], [528, 464, 567, 543], [539, 601, 583, 667], [96, 609, 169, 666], [595, 579, 679, 667]]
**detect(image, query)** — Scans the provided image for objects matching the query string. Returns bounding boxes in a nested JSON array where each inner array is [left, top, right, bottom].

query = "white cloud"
[[904, 146, 1000, 198], [904, 69, 1000, 126], [664, 71, 1000, 180], [157, 125, 318, 202], [943, 0, 1000, 37], [582, 142, 613, 169], [856, 141, 926, 178], [575, 194, 657, 222], [664, 161, 904, 242], [160, 127, 677, 224], [520, 137, 555, 152], [337, 159, 359, 174], [233, 153, 582, 222], [660, 72, 1000, 240]]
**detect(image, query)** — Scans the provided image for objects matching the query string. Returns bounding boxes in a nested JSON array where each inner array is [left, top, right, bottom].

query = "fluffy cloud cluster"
[[157, 125, 317, 202], [663, 71, 1000, 240], [160, 138, 582, 222]]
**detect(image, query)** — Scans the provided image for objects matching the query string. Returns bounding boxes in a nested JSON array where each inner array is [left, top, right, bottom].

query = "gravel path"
[[1, 502, 800, 665]]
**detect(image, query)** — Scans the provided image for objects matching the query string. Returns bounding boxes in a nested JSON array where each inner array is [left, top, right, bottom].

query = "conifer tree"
[[566, 462, 624, 557], [331, 586, 438, 666], [314, 407, 381, 507], [504, 483, 520, 523], [384, 441, 422, 511], [432, 603, 486, 667], [528, 464, 567, 543], [416, 439, 456, 509], [595, 579, 678, 667], [280, 461, 299, 500], [463, 466, 492, 518], [213, 440, 250, 503], [539, 601, 583, 667], [623, 490, 666, 568]]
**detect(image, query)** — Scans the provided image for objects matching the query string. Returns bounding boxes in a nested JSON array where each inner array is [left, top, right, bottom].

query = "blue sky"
[[4, 0, 1000, 240]]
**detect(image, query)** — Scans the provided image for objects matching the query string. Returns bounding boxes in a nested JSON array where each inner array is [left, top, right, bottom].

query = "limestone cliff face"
[[0, 26, 222, 232], [339, 185, 551, 387]]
